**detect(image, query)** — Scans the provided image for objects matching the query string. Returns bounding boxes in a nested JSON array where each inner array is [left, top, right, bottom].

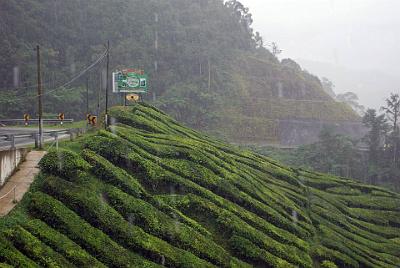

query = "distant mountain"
[[297, 59, 399, 110]]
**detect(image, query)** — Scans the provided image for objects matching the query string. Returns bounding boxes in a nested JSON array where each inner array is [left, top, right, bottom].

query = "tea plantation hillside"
[[0, 103, 399, 267]]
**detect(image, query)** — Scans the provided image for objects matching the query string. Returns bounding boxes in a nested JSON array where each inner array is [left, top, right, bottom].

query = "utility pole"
[[271, 42, 283, 57], [97, 71, 101, 118], [153, 12, 158, 102], [105, 40, 110, 129], [36, 45, 43, 149], [86, 76, 89, 117], [208, 57, 211, 92]]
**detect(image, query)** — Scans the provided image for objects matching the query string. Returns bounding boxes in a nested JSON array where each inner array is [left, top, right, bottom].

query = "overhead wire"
[[9, 49, 108, 101], [39, 49, 108, 98], [3, 79, 53, 92]]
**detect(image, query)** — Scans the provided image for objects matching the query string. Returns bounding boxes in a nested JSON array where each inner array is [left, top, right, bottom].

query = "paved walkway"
[[0, 151, 46, 217]]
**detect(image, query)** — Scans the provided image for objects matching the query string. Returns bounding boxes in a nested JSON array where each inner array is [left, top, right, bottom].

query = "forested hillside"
[[0, 103, 399, 267], [0, 0, 358, 143]]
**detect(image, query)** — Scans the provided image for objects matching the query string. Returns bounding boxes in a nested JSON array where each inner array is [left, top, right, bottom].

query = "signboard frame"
[[112, 68, 148, 94]]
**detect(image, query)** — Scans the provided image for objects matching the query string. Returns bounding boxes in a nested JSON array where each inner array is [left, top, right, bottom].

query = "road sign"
[[58, 113, 65, 121], [24, 114, 30, 126], [112, 68, 148, 93], [126, 94, 140, 102], [87, 114, 97, 126]]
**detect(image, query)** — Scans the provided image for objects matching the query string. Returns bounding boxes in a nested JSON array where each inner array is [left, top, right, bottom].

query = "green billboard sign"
[[112, 69, 148, 93]]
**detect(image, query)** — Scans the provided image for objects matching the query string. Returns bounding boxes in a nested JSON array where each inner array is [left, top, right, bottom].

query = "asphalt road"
[[0, 127, 68, 150]]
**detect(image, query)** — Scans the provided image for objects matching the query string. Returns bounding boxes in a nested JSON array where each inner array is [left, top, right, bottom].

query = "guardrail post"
[[32, 133, 39, 149], [68, 130, 74, 141], [9, 135, 16, 150], [54, 133, 59, 151]]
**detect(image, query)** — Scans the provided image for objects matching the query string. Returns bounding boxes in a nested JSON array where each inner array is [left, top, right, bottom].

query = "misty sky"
[[242, 0, 400, 108], [244, 0, 400, 74]]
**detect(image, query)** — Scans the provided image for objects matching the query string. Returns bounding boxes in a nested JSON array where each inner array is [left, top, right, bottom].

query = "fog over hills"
[[243, 0, 400, 109], [297, 59, 400, 109]]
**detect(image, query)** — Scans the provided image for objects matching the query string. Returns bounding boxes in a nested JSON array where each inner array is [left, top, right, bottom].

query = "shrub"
[[169, 194, 312, 267], [105, 186, 246, 267], [82, 149, 147, 199], [39, 149, 90, 180], [5, 225, 73, 267], [86, 132, 312, 248], [28, 192, 158, 268], [312, 245, 358, 268], [90, 130, 312, 239], [321, 260, 338, 268], [24, 219, 105, 267], [0, 236, 39, 267], [40, 175, 214, 268], [229, 235, 293, 268]]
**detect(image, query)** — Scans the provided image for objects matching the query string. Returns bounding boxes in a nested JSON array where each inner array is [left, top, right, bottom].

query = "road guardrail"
[[0, 128, 86, 151], [0, 119, 74, 125]]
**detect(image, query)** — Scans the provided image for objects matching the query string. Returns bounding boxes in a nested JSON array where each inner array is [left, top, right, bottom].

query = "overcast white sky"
[[242, 0, 400, 76]]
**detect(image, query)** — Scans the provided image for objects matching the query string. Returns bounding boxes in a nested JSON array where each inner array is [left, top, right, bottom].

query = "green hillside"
[[0, 103, 399, 267], [0, 0, 359, 143]]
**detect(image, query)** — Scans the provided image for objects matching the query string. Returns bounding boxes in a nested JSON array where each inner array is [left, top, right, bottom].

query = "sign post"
[[24, 114, 31, 126], [58, 113, 65, 125]]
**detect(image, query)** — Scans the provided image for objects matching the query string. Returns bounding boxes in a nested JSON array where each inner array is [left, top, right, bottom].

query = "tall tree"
[[381, 93, 400, 166], [321, 77, 336, 98], [337, 92, 365, 116], [362, 109, 389, 166]]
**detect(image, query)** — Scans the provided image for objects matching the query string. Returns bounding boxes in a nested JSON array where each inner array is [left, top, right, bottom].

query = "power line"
[[3, 80, 53, 92], [9, 49, 107, 101], [39, 49, 108, 98]]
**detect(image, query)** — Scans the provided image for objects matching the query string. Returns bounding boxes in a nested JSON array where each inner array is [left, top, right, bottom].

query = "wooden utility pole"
[[153, 12, 159, 102], [36, 45, 43, 149], [86, 76, 89, 117], [97, 71, 101, 118], [105, 40, 110, 129], [208, 58, 211, 92]]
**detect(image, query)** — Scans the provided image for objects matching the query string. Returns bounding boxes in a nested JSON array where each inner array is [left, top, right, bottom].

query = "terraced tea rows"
[[0, 103, 399, 267]]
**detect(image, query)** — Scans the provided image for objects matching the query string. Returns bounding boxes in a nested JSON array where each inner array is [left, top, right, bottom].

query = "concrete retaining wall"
[[0, 149, 28, 187]]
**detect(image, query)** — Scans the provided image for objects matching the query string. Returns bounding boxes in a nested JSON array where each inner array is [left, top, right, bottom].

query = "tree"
[[224, 0, 255, 49], [362, 109, 389, 166], [381, 93, 400, 166], [254, 31, 263, 49], [157, 82, 217, 129], [293, 126, 362, 178], [224, 0, 253, 30], [281, 59, 301, 72], [320, 77, 335, 98], [336, 92, 365, 115]]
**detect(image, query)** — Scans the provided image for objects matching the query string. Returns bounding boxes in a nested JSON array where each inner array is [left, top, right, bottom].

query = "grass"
[[0, 103, 398, 267]]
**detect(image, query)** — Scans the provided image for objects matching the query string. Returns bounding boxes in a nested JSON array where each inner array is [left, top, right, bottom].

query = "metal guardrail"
[[0, 119, 74, 124], [0, 128, 85, 150]]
